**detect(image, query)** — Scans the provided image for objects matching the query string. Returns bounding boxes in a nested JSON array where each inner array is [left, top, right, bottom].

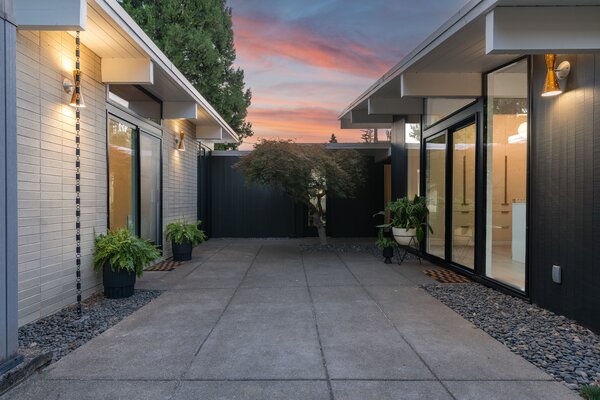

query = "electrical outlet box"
[[552, 265, 562, 284]]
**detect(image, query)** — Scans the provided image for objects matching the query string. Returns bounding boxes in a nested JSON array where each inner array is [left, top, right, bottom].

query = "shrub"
[[166, 220, 207, 245], [94, 229, 161, 278]]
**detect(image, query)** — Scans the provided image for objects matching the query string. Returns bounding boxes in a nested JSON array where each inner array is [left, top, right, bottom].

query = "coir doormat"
[[145, 260, 182, 272], [424, 269, 472, 284]]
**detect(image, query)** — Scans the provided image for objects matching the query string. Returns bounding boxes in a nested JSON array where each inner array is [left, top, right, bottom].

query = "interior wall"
[[16, 31, 105, 326], [531, 54, 600, 332]]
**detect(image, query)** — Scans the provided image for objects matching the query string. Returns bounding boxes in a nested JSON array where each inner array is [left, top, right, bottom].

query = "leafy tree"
[[360, 129, 373, 143], [235, 140, 367, 244], [118, 0, 253, 148], [329, 133, 338, 143]]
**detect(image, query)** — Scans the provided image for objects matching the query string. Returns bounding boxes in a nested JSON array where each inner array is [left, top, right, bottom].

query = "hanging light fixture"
[[176, 131, 186, 151], [542, 54, 571, 97]]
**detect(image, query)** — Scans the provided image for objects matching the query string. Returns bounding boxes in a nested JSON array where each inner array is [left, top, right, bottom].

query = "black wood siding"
[[206, 154, 385, 239], [327, 161, 384, 237], [208, 155, 298, 238], [530, 54, 600, 332]]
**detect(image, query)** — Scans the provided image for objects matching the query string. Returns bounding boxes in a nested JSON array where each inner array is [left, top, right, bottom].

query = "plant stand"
[[395, 236, 422, 265]]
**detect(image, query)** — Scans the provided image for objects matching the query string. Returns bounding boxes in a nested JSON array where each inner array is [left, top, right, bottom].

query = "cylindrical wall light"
[[542, 54, 571, 97]]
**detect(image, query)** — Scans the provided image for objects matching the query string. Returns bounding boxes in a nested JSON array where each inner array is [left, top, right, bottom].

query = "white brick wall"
[[17, 30, 107, 326], [16, 31, 202, 326], [162, 119, 199, 258]]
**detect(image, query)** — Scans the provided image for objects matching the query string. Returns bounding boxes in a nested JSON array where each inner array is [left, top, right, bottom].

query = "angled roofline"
[[338, 0, 495, 119], [96, 0, 239, 142]]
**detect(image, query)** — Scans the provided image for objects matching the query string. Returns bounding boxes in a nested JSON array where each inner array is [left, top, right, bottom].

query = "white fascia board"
[[196, 125, 223, 140], [340, 119, 392, 130], [368, 97, 423, 115], [101, 58, 153, 84], [163, 102, 198, 120], [351, 109, 393, 124], [15, 0, 86, 30], [486, 7, 600, 54], [401, 73, 481, 98], [95, 0, 239, 143], [339, 0, 498, 118]]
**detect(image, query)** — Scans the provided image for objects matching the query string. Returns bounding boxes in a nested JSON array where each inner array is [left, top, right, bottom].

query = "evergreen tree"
[[119, 0, 253, 148]]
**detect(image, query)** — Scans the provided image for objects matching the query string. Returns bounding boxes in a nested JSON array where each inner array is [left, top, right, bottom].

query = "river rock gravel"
[[19, 290, 162, 362], [423, 283, 600, 391]]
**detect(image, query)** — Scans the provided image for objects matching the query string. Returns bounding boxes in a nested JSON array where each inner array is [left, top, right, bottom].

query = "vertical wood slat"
[[531, 54, 600, 332]]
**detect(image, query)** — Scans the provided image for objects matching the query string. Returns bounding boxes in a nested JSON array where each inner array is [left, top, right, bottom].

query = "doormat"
[[146, 260, 182, 272], [424, 269, 472, 283]]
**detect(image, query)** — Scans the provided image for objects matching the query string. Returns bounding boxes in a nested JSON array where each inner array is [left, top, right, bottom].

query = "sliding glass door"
[[425, 120, 476, 270], [108, 118, 138, 232], [140, 132, 162, 245], [425, 133, 447, 259], [451, 123, 476, 270], [108, 116, 162, 248]]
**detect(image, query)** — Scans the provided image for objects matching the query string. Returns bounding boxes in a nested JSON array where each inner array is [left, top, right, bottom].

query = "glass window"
[[108, 85, 162, 125], [424, 98, 476, 128], [108, 118, 138, 232], [485, 59, 528, 291], [406, 123, 421, 199], [140, 132, 162, 245], [425, 134, 447, 259], [451, 123, 476, 269]]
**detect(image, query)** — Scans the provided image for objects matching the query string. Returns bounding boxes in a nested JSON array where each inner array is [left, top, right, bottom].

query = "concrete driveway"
[[3, 239, 578, 400]]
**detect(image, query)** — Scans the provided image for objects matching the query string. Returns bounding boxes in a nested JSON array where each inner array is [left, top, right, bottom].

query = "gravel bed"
[[19, 290, 162, 362], [423, 283, 600, 391]]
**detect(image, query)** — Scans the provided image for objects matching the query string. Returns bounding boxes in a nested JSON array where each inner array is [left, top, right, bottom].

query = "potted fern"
[[375, 228, 395, 264], [94, 229, 160, 299], [166, 219, 207, 261], [376, 195, 432, 246]]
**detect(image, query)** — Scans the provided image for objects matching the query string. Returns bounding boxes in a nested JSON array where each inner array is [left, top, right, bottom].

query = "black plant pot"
[[102, 263, 136, 299], [382, 246, 394, 264], [172, 240, 192, 261]]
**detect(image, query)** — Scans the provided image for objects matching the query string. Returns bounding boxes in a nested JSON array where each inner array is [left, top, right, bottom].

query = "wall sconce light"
[[63, 70, 86, 107], [176, 131, 186, 151], [542, 54, 570, 97]]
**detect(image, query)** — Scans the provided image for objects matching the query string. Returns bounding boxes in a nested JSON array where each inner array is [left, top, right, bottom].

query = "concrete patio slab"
[[172, 381, 331, 400], [2, 239, 581, 400], [444, 380, 581, 400], [4, 378, 179, 400], [331, 380, 452, 400]]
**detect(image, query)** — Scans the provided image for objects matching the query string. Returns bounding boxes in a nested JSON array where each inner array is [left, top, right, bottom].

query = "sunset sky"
[[227, 0, 470, 148]]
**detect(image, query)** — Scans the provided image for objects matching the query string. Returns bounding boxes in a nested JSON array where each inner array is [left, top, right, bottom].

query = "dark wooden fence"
[[199, 152, 385, 239]]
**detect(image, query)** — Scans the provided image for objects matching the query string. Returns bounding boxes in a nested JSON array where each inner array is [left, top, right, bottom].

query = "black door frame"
[[422, 106, 480, 273], [420, 91, 530, 298]]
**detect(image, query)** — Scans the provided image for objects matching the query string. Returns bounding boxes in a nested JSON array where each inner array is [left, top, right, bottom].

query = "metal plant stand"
[[395, 237, 422, 265]]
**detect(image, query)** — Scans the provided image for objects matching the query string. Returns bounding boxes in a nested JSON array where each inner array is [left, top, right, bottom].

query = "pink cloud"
[[233, 15, 393, 78]]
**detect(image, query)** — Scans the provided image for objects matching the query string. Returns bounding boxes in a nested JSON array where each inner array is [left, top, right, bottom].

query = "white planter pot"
[[392, 227, 416, 246]]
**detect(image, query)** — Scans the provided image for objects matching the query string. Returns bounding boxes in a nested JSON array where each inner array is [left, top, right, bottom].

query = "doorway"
[[424, 117, 476, 271]]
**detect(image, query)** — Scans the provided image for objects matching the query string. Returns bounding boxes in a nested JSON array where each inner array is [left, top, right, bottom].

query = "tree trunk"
[[312, 212, 327, 245]]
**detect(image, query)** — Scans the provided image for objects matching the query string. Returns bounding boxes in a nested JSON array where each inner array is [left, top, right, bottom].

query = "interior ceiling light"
[[542, 54, 570, 97]]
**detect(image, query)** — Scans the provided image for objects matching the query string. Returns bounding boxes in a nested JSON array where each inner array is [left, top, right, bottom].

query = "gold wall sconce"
[[176, 131, 186, 151], [542, 54, 571, 97], [63, 69, 86, 107]]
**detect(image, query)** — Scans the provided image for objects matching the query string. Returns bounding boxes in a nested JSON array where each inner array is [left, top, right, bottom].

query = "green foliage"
[[581, 385, 600, 400], [166, 220, 207, 245], [375, 229, 395, 250], [119, 0, 253, 146], [235, 140, 366, 208], [234, 140, 366, 243], [376, 195, 433, 242], [94, 229, 161, 278]]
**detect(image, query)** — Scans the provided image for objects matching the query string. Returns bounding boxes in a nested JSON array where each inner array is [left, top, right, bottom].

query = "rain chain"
[[74, 31, 82, 317]]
